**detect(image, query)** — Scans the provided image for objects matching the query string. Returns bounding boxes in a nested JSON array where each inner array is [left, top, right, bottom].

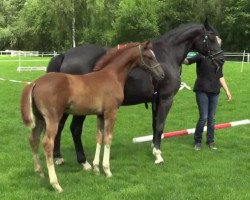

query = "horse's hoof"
[[82, 161, 92, 171], [55, 158, 65, 165], [153, 148, 164, 165], [154, 159, 164, 165]]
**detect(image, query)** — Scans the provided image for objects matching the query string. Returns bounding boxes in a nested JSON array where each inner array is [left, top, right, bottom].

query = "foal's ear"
[[143, 40, 153, 50]]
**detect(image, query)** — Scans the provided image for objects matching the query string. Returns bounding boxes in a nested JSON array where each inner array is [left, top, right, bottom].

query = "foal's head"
[[137, 41, 165, 81], [94, 41, 164, 80]]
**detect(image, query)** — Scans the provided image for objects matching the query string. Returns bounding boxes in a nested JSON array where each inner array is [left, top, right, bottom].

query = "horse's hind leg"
[[29, 119, 44, 177], [70, 115, 91, 170], [53, 113, 69, 165], [43, 119, 63, 193], [93, 115, 104, 175]]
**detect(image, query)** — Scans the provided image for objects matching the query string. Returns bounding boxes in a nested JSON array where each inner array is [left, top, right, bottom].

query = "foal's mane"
[[93, 42, 140, 71]]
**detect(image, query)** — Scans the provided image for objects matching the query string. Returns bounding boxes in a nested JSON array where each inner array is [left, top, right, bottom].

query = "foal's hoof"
[[103, 167, 112, 178], [55, 158, 65, 165], [52, 183, 63, 193], [93, 166, 100, 176], [82, 161, 92, 171], [106, 172, 112, 178], [38, 172, 45, 178]]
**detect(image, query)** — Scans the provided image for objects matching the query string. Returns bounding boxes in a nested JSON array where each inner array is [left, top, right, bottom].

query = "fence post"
[[241, 50, 245, 73]]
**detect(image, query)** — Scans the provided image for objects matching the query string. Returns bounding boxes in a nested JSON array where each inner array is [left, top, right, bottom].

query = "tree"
[[0, 0, 26, 49], [112, 0, 160, 44], [220, 0, 250, 51]]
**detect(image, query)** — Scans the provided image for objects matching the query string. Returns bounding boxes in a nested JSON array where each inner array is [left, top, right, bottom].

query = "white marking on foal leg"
[[93, 143, 101, 175], [103, 144, 112, 177], [82, 160, 92, 171], [153, 147, 164, 164], [47, 163, 63, 193]]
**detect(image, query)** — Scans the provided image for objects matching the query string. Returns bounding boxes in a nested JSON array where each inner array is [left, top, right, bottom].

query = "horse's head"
[[138, 41, 165, 81], [192, 20, 224, 68]]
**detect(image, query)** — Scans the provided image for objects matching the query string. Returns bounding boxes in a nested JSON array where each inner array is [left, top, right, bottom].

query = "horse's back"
[[47, 54, 64, 72], [61, 44, 106, 75]]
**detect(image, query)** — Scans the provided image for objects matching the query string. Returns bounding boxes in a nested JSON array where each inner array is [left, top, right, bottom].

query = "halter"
[[138, 45, 161, 69], [202, 30, 224, 72]]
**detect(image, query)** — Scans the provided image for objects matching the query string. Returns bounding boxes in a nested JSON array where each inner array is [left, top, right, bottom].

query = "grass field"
[[0, 56, 249, 200]]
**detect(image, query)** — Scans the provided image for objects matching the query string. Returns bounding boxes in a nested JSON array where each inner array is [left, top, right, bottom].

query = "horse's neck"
[[157, 25, 203, 66]]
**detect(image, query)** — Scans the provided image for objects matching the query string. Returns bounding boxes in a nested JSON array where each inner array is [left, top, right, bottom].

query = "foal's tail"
[[20, 83, 36, 128]]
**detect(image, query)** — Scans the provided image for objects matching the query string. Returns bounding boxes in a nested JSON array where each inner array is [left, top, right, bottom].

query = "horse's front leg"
[[102, 110, 117, 177], [70, 115, 91, 171], [93, 115, 104, 175], [152, 96, 174, 164]]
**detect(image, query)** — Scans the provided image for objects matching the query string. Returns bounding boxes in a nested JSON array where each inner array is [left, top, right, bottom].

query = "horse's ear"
[[143, 40, 152, 50], [204, 17, 210, 29]]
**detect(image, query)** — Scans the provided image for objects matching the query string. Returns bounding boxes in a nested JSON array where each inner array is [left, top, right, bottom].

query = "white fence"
[[224, 51, 250, 63], [0, 50, 59, 57], [0, 50, 249, 72], [0, 50, 249, 62]]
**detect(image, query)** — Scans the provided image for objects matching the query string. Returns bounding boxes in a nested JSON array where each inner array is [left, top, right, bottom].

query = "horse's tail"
[[46, 53, 64, 72], [20, 83, 36, 128]]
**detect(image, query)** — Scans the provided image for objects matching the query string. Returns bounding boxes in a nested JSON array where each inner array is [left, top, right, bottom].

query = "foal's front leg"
[[102, 110, 117, 177], [93, 115, 104, 175]]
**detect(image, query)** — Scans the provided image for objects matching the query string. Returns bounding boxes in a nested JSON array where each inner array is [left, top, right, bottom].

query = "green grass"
[[0, 57, 249, 200]]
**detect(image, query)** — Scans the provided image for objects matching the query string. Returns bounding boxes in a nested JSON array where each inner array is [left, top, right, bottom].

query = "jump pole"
[[132, 119, 250, 143]]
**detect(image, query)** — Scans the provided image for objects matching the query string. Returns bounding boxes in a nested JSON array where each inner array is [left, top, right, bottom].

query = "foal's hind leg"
[[29, 119, 44, 177], [93, 115, 104, 175], [43, 119, 63, 193]]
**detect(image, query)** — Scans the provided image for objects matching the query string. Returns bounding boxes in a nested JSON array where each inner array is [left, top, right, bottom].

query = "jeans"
[[194, 91, 219, 144]]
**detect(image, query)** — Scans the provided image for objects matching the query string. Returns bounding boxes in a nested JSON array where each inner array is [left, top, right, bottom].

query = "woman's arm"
[[219, 77, 232, 100]]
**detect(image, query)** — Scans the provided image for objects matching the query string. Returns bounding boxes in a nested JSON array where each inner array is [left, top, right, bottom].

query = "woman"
[[184, 53, 232, 150]]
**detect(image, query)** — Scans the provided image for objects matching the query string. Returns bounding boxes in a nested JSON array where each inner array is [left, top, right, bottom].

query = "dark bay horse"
[[21, 41, 164, 192], [47, 21, 223, 166]]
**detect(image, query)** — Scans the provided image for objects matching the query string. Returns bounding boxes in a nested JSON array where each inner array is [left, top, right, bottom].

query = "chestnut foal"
[[20, 41, 164, 192]]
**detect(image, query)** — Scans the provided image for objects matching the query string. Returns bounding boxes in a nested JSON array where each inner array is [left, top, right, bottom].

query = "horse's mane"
[[159, 23, 202, 40], [93, 42, 140, 71], [160, 23, 218, 41]]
